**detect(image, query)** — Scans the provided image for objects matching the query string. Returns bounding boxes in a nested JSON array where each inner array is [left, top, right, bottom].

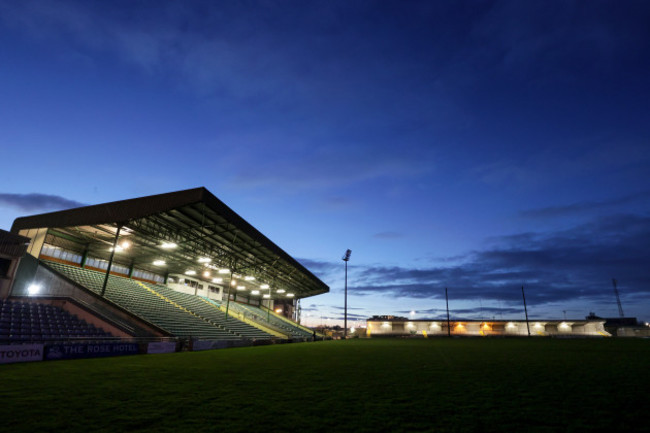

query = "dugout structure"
[[9, 187, 327, 339]]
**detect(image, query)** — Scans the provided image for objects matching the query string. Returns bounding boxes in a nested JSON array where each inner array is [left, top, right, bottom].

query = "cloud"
[[296, 258, 340, 275], [0, 193, 86, 212], [346, 214, 650, 310], [373, 231, 405, 239], [520, 190, 650, 219]]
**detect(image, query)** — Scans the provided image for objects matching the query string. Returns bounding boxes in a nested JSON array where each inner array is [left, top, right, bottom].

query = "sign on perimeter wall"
[[0, 344, 44, 364], [44, 343, 139, 360]]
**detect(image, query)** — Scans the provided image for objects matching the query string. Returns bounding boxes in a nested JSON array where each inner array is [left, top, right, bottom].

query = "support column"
[[80, 247, 89, 268], [101, 225, 122, 297], [225, 270, 233, 320]]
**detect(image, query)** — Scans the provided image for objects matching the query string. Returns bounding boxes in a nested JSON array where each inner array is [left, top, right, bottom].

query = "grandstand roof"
[[11, 187, 328, 298]]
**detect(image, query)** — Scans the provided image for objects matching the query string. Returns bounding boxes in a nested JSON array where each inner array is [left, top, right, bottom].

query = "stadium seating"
[[0, 299, 111, 344], [230, 302, 314, 339], [145, 283, 274, 339], [42, 261, 272, 340]]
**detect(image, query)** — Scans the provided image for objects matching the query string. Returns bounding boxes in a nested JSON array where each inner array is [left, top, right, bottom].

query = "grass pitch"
[[1, 338, 648, 432]]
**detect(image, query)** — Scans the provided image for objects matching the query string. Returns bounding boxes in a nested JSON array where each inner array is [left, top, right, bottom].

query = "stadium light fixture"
[[342, 249, 351, 338], [203, 271, 210, 278], [160, 242, 177, 249], [237, 285, 246, 291], [153, 260, 166, 266], [185, 270, 197, 276], [27, 284, 41, 296], [287, 293, 295, 297], [276, 289, 285, 294], [260, 284, 270, 289], [244, 276, 255, 281], [251, 290, 260, 295], [109, 246, 124, 252], [231, 280, 237, 286], [218, 268, 230, 274], [120, 240, 131, 249], [198, 257, 211, 263], [263, 294, 271, 299], [275, 308, 282, 313], [212, 278, 223, 284]]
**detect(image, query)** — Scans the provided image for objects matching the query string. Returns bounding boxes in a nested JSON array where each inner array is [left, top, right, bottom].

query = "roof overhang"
[[11, 187, 329, 298]]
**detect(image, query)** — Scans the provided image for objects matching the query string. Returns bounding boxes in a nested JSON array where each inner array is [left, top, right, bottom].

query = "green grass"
[[1, 339, 648, 432]]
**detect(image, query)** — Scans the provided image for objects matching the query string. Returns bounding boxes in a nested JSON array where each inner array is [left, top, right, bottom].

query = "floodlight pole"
[[343, 249, 351, 338], [445, 287, 451, 337], [101, 224, 122, 297], [522, 286, 530, 337]]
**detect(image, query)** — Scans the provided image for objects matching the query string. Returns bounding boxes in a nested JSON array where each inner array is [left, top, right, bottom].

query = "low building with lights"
[[366, 318, 610, 337]]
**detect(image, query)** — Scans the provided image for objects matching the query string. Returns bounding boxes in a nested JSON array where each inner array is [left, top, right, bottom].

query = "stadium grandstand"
[[2, 187, 327, 358]]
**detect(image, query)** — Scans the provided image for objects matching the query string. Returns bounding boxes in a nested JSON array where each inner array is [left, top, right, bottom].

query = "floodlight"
[[153, 260, 166, 266], [244, 276, 255, 281], [28, 284, 41, 295], [263, 294, 271, 299], [287, 293, 295, 297], [342, 249, 351, 261], [120, 241, 131, 249], [251, 290, 260, 295], [260, 284, 269, 289], [198, 257, 211, 263], [185, 270, 197, 276], [276, 289, 285, 294], [237, 286, 246, 291], [218, 268, 230, 274], [212, 278, 223, 284], [161, 242, 177, 249], [203, 271, 210, 278], [275, 308, 283, 313]]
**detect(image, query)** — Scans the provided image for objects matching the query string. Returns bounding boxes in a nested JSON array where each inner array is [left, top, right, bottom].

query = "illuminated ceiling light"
[[218, 269, 230, 274], [237, 286, 246, 291], [276, 289, 285, 294], [244, 276, 255, 281], [275, 308, 282, 313], [153, 260, 166, 266], [287, 293, 295, 297], [185, 270, 196, 276], [27, 284, 41, 295], [109, 246, 124, 252], [212, 278, 223, 284], [230, 280, 237, 286], [260, 284, 269, 289], [120, 240, 131, 249], [198, 257, 211, 263], [263, 294, 271, 299], [251, 290, 260, 295], [203, 271, 211, 278], [161, 242, 177, 249]]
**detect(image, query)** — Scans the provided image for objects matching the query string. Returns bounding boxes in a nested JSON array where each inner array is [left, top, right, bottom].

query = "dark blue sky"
[[1, 1, 649, 325]]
